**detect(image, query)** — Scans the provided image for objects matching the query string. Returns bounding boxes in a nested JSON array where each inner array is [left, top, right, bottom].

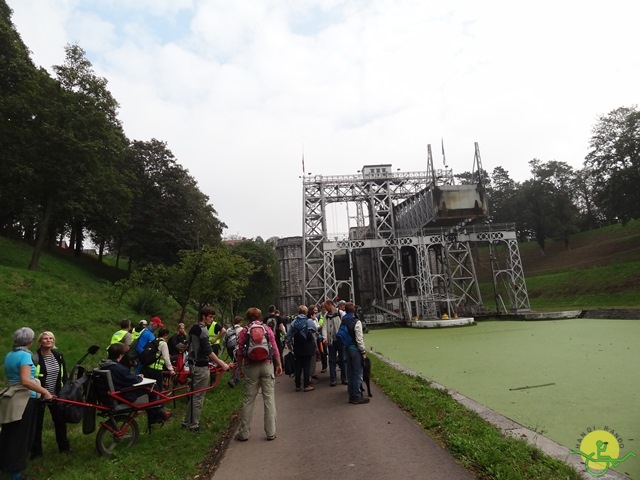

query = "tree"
[[5, 42, 130, 270], [123, 139, 225, 265], [486, 166, 519, 225], [229, 239, 279, 314], [23, 69, 86, 269], [0, 1, 42, 236], [572, 168, 603, 231], [454, 169, 490, 187], [52, 44, 130, 259], [584, 106, 640, 224], [516, 160, 579, 252], [116, 246, 253, 322]]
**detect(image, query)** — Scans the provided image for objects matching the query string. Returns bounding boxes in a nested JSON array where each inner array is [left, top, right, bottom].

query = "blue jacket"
[[136, 326, 156, 354], [286, 314, 309, 342]]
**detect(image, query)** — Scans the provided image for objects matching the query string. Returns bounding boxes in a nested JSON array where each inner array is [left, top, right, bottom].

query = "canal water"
[[366, 318, 639, 479]]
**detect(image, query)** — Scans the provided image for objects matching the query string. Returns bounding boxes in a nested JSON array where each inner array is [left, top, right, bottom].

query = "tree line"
[[0, 2, 279, 319], [1, 3, 225, 269], [456, 105, 640, 252]]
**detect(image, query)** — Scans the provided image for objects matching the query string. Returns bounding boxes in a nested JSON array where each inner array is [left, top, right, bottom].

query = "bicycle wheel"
[[96, 414, 139, 456]]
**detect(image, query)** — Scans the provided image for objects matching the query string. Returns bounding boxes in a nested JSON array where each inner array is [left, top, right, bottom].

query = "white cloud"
[[6, 0, 640, 239]]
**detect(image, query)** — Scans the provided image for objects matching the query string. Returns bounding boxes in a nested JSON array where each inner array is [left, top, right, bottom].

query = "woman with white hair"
[[0, 327, 53, 480]]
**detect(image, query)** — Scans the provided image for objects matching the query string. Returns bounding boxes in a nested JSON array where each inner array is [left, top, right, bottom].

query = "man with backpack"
[[340, 302, 370, 405], [140, 326, 175, 390], [182, 307, 229, 432], [285, 305, 317, 392], [134, 317, 164, 374], [235, 307, 282, 442]]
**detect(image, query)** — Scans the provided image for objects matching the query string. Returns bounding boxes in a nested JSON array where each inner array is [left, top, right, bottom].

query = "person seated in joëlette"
[[98, 343, 148, 403]]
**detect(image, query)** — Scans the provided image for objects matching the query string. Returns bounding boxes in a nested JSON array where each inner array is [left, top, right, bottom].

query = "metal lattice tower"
[[300, 143, 530, 321], [302, 168, 432, 307]]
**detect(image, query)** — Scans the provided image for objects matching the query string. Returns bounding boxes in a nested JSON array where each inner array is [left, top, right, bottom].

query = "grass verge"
[[28, 373, 243, 480]]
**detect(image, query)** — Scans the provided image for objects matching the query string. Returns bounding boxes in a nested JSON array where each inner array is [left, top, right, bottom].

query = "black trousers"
[[0, 397, 38, 474], [31, 399, 70, 455], [293, 354, 313, 388]]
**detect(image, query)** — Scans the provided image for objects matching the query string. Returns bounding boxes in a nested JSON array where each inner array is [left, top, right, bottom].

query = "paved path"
[[212, 362, 477, 480]]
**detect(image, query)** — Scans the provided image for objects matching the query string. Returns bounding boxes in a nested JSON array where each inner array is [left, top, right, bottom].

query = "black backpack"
[[292, 325, 307, 347], [284, 351, 295, 376], [53, 371, 90, 424], [138, 339, 161, 366]]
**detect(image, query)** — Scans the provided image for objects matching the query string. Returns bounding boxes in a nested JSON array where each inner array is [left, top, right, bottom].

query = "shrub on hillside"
[[129, 287, 167, 316]]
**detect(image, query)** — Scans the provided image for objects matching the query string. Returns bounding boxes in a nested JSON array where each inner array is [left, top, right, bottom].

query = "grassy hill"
[[0, 237, 141, 364], [0, 236, 242, 479], [474, 220, 640, 310]]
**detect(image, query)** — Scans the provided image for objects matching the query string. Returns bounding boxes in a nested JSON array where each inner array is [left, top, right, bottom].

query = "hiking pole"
[[70, 345, 100, 380]]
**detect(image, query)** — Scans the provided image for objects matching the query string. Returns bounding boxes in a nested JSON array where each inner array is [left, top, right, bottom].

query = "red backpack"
[[243, 322, 273, 362]]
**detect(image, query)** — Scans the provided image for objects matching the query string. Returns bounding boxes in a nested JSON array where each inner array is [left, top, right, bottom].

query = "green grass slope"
[[0, 237, 242, 479], [473, 221, 640, 310], [0, 237, 139, 364]]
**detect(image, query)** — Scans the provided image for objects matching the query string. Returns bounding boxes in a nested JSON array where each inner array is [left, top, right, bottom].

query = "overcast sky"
[[7, 0, 639, 240]]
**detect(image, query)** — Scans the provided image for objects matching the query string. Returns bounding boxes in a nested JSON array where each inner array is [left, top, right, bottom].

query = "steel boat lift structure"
[[301, 143, 530, 327]]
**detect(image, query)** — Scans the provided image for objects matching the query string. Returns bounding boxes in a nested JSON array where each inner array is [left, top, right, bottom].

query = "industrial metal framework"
[[301, 143, 530, 322]]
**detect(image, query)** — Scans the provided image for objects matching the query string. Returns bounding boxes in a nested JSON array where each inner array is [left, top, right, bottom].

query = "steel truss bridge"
[[301, 143, 530, 323]]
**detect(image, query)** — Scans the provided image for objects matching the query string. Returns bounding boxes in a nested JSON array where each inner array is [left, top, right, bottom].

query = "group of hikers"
[[0, 299, 369, 479]]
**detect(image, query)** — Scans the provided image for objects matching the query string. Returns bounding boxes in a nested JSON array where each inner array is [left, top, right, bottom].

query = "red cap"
[[150, 316, 164, 327]]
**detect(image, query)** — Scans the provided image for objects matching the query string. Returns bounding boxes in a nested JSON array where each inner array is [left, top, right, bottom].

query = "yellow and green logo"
[[571, 427, 636, 477]]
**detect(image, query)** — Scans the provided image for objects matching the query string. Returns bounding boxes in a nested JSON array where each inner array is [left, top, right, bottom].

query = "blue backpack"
[[335, 318, 354, 348]]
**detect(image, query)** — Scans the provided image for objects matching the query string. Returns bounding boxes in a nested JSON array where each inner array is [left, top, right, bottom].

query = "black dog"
[[361, 356, 372, 397]]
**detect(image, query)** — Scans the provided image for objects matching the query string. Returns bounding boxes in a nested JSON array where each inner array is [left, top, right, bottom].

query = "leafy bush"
[[128, 287, 167, 316]]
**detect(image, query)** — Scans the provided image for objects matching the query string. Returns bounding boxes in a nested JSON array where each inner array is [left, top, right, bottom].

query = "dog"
[[361, 356, 372, 397]]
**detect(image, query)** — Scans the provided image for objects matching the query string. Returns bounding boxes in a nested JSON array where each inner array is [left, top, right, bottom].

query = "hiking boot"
[[349, 396, 370, 404], [149, 408, 171, 425], [303, 385, 315, 392]]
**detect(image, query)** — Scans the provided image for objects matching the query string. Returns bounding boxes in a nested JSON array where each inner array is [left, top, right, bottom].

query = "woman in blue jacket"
[[0, 327, 53, 480]]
